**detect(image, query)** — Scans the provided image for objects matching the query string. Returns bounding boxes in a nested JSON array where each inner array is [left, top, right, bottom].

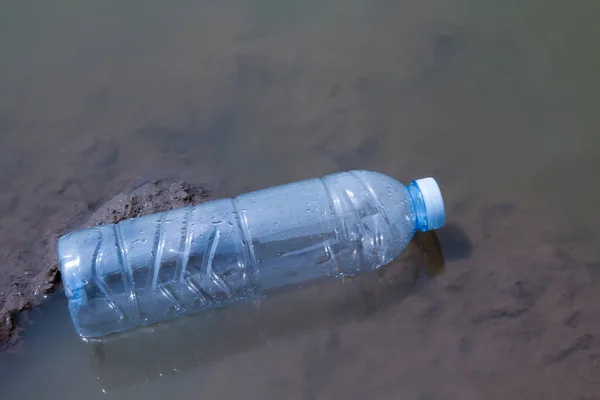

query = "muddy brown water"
[[2, 0, 600, 399]]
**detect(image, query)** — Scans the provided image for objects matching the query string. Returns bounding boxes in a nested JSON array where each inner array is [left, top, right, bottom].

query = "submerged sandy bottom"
[[2, 0, 600, 398]]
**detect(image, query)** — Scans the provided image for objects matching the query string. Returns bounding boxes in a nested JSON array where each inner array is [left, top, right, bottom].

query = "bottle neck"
[[407, 182, 429, 232]]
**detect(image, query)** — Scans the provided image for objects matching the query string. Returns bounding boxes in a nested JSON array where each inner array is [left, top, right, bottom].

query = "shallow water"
[[2, 0, 600, 398]]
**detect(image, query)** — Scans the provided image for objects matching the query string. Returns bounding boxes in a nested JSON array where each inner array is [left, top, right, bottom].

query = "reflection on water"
[[2, 0, 600, 398], [89, 231, 446, 392]]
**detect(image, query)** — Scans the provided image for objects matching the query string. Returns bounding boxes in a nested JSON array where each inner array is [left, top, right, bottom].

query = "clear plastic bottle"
[[57, 170, 445, 338]]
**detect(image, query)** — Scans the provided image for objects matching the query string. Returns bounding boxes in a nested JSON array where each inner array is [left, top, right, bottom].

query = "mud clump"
[[86, 180, 210, 226], [0, 180, 212, 349]]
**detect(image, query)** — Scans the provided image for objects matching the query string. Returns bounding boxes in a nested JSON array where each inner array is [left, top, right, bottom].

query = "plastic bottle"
[[57, 170, 445, 338]]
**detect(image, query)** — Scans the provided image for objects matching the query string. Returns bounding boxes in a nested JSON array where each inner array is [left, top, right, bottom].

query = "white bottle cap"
[[414, 177, 446, 231]]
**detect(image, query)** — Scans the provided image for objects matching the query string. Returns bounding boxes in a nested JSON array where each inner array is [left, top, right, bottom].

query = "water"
[[58, 171, 442, 337], [1, 0, 600, 398]]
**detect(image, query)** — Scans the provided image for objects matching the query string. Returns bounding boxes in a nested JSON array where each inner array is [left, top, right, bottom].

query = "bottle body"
[[58, 171, 443, 337]]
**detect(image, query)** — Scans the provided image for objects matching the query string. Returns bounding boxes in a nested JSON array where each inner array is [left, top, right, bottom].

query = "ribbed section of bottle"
[[59, 200, 256, 338]]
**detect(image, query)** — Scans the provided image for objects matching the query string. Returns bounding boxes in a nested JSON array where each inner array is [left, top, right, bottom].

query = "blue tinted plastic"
[[57, 170, 442, 337]]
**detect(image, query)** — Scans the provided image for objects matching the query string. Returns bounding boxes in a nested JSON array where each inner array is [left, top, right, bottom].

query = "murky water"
[[2, 0, 600, 398]]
